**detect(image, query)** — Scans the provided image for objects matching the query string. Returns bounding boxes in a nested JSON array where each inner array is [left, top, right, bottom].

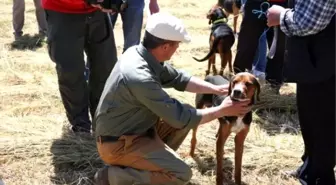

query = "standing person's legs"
[[264, 1, 287, 88], [265, 25, 286, 87], [12, 0, 25, 39], [252, 33, 268, 80], [96, 121, 194, 184], [85, 11, 118, 123], [33, 0, 47, 35], [119, 0, 145, 52], [233, 0, 266, 73], [253, 33, 267, 72], [45, 10, 91, 132], [296, 76, 335, 185]]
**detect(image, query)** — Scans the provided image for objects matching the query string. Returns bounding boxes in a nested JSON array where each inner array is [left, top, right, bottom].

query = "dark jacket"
[[283, 0, 335, 84]]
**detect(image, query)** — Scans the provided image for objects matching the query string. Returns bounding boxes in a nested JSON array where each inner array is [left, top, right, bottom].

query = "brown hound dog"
[[190, 72, 260, 185], [192, 7, 235, 76]]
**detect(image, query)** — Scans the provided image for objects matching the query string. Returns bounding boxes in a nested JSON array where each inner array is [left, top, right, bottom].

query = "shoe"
[[72, 126, 91, 133], [14, 33, 23, 41], [94, 166, 110, 185], [72, 118, 91, 133], [283, 166, 301, 179]]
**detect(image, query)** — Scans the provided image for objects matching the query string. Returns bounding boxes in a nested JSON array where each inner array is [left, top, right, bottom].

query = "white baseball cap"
[[145, 12, 191, 43]]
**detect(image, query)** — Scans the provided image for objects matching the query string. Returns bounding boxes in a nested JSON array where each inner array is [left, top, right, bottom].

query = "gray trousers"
[[12, 0, 47, 36], [45, 10, 118, 132]]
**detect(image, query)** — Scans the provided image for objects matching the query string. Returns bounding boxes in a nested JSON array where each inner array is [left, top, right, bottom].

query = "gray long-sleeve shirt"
[[93, 44, 202, 137]]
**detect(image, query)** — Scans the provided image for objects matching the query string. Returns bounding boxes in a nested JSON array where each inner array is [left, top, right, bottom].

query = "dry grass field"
[[0, 0, 304, 184]]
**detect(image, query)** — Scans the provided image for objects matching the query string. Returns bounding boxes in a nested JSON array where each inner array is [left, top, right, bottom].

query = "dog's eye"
[[245, 82, 252, 86]]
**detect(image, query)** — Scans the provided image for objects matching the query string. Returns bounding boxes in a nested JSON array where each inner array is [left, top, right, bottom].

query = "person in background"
[[93, 12, 251, 185], [109, 0, 160, 53], [12, 0, 47, 40], [41, 0, 118, 133], [267, 0, 335, 184], [225, 0, 288, 92], [84, 0, 159, 81]]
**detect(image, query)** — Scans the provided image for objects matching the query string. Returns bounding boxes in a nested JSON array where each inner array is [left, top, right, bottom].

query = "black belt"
[[96, 135, 120, 143]]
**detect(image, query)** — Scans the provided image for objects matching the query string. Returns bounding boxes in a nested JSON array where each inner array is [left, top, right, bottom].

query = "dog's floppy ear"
[[206, 10, 213, 25], [252, 77, 261, 102], [228, 75, 235, 97]]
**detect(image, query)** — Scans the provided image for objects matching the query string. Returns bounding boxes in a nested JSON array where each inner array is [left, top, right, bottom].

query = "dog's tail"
[[192, 37, 220, 62]]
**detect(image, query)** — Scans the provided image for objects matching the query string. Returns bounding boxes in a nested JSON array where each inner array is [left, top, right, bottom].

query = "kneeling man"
[[93, 12, 251, 185]]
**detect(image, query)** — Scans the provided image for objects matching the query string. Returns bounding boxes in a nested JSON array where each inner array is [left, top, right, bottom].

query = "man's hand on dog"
[[220, 97, 251, 117], [213, 84, 230, 96]]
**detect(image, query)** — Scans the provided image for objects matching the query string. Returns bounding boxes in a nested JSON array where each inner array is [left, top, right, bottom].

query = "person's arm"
[[149, 0, 159, 15], [161, 63, 228, 95], [279, 0, 336, 37], [185, 76, 229, 95], [129, 79, 250, 129]]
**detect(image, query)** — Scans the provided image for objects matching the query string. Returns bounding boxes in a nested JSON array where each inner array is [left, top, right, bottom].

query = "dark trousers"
[[109, 0, 145, 53], [234, 0, 287, 85], [45, 10, 118, 132], [296, 75, 335, 185]]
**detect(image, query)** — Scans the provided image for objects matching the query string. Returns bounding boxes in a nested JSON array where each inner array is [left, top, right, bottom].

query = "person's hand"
[[213, 84, 229, 96], [149, 0, 160, 15], [267, 5, 286, 27], [220, 96, 251, 117], [91, 4, 117, 14]]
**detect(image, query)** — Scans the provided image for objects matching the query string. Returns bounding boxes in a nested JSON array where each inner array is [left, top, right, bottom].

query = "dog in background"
[[190, 72, 261, 185], [193, 7, 235, 76]]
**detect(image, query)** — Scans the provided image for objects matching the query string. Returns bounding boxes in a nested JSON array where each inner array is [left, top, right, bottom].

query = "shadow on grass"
[[188, 149, 248, 185], [252, 84, 300, 136], [254, 108, 300, 136], [50, 127, 104, 185], [9, 33, 46, 51]]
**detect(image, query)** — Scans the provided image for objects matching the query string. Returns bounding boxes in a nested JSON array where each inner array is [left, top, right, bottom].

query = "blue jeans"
[[252, 32, 268, 72], [110, 0, 145, 53]]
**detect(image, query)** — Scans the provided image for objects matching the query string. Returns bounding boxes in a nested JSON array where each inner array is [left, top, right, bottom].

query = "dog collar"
[[213, 18, 228, 25]]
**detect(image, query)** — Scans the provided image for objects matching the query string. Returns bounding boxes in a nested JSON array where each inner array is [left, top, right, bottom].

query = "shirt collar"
[[136, 43, 165, 77]]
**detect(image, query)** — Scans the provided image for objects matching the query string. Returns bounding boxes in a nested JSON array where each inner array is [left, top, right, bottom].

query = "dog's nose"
[[233, 89, 242, 97]]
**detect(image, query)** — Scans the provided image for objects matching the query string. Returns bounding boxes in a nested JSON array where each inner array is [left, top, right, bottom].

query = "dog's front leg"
[[234, 126, 249, 185], [232, 6, 240, 34], [189, 127, 198, 157], [216, 121, 231, 185], [206, 58, 211, 75], [210, 54, 217, 75], [227, 50, 233, 73]]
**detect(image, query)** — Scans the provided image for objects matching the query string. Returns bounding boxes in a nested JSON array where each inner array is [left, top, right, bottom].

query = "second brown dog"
[[193, 7, 235, 76]]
